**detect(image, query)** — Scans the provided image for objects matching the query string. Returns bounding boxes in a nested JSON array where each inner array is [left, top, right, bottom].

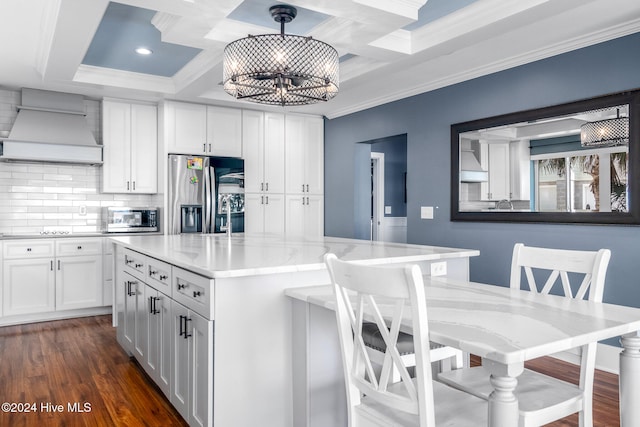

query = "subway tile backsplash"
[[0, 88, 161, 235]]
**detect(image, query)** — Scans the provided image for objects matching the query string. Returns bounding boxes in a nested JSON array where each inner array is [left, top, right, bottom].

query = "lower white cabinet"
[[245, 192, 285, 233], [2, 238, 103, 317], [116, 247, 214, 427], [144, 284, 172, 397], [171, 300, 213, 427], [285, 194, 324, 236], [3, 257, 56, 316]]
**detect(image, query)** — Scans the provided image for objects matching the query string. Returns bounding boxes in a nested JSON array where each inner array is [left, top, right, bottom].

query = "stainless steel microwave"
[[102, 207, 159, 233]]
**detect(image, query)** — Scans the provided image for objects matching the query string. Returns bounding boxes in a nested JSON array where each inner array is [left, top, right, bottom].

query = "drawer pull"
[[134, 263, 143, 268], [193, 291, 202, 297], [184, 317, 192, 339], [77, 246, 82, 250], [178, 283, 187, 290], [179, 315, 185, 336], [125, 258, 133, 265], [27, 248, 32, 252], [149, 269, 157, 276], [159, 274, 168, 281]]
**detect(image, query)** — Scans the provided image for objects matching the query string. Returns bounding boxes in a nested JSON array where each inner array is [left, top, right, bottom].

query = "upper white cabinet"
[[166, 101, 242, 157], [285, 114, 324, 194], [102, 99, 158, 193], [243, 110, 285, 194], [480, 141, 510, 201]]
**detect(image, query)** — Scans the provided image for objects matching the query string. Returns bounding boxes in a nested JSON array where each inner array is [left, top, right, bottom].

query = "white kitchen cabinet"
[[103, 239, 114, 306], [171, 299, 213, 427], [3, 257, 55, 316], [102, 99, 158, 193], [122, 271, 138, 355], [285, 194, 324, 237], [166, 102, 242, 157], [245, 192, 285, 234], [144, 284, 172, 398], [207, 106, 242, 157], [480, 141, 510, 200], [55, 238, 103, 311], [243, 110, 285, 193], [285, 114, 324, 195], [510, 139, 531, 201]]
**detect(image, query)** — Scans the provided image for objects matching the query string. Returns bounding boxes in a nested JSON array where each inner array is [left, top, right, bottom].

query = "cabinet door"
[[488, 143, 510, 200], [285, 114, 305, 194], [208, 106, 242, 157], [304, 195, 324, 237], [145, 286, 160, 379], [171, 300, 190, 420], [130, 103, 158, 193], [242, 110, 264, 193], [102, 100, 132, 193], [244, 192, 265, 233], [55, 255, 103, 310], [304, 116, 324, 194], [145, 287, 171, 398], [285, 195, 306, 236], [122, 272, 137, 353], [3, 258, 55, 315], [134, 279, 147, 361], [263, 193, 286, 234], [264, 113, 285, 193], [169, 103, 207, 155], [189, 311, 213, 427]]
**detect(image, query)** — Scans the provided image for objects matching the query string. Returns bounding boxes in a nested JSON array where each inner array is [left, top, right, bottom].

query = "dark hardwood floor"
[[0, 315, 622, 426], [0, 315, 187, 427]]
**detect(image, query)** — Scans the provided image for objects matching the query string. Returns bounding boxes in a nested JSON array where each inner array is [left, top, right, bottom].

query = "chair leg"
[[579, 409, 593, 427]]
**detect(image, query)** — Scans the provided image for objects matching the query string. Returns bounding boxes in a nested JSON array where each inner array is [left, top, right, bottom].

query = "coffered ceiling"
[[1, 0, 640, 118]]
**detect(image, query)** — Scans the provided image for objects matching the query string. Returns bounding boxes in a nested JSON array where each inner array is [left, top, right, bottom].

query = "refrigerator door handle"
[[204, 162, 212, 233]]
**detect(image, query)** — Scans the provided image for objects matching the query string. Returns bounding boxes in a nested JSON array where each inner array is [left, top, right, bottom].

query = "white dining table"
[[285, 276, 640, 427]]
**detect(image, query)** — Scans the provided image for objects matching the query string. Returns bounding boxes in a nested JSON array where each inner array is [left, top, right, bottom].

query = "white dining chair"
[[324, 253, 487, 426], [437, 243, 611, 427]]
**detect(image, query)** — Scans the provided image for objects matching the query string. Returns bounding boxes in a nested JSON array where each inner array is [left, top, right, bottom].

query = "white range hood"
[[0, 88, 102, 164]]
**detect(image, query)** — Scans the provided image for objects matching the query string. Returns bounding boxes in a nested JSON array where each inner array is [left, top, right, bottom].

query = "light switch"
[[420, 206, 434, 219], [385, 206, 392, 214]]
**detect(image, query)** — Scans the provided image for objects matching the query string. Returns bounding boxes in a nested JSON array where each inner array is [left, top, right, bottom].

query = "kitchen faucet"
[[496, 199, 513, 210]]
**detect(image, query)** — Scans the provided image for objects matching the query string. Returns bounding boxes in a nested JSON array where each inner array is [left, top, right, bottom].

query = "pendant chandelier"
[[223, 4, 339, 106], [580, 108, 629, 147]]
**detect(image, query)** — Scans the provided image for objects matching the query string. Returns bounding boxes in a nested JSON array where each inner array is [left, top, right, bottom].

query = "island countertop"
[[109, 233, 479, 279]]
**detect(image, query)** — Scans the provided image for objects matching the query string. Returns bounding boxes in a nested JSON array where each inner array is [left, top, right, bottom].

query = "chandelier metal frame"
[[223, 4, 339, 106], [580, 108, 629, 147]]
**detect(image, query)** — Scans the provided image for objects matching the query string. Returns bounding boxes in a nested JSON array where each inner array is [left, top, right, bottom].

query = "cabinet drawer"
[[173, 267, 213, 320], [146, 257, 172, 295], [3, 239, 55, 259], [123, 248, 147, 281], [56, 238, 102, 257]]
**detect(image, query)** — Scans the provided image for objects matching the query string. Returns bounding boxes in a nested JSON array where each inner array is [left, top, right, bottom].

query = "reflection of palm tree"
[[539, 153, 627, 211]]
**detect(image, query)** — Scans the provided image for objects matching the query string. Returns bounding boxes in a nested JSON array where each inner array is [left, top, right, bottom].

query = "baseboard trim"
[[0, 306, 112, 327]]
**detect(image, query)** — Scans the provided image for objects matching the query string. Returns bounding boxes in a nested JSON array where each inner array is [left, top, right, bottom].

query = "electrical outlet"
[[421, 206, 434, 219], [430, 261, 447, 277]]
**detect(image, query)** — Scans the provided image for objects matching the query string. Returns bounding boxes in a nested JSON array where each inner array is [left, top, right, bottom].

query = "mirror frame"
[[451, 89, 640, 224]]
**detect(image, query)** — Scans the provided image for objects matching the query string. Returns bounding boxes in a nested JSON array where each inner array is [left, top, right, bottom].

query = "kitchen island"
[[109, 233, 479, 427]]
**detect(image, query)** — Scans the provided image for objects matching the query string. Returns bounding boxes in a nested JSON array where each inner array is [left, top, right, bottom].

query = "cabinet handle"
[[159, 274, 168, 281], [261, 195, 264, 205], [149, 269, 157, 277], [57, 260, 61, 270], [51, 260, 53, 271], [125, 257, 133, 265], [265, 182, 268, 191], [302, 184, 305, 192], [179, 314, 185, 336], [127, 181, 130, 191], [178, 282, 187, 290], [261, 182, 264, 191], [134, 263, 143, 268], [265, 196, 269, 205], [209, 143, 212, 152], [27, 247, 32, 252], [302, 197, 305, 206], [193, 291, 202, 298], [306, 184, 309, 192], [306, 197, 309, 205], [203, 144, 206, 153], [77, 246, 82, 250], [150, 296, 160, 315], [149, 296, 154, 314], [126, 281, 133, 297], [184, 317, 192, 339], [133, 181, 136, 191]]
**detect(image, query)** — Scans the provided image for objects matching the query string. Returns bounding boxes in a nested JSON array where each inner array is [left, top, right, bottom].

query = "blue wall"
[[324, 32, 640, 320]]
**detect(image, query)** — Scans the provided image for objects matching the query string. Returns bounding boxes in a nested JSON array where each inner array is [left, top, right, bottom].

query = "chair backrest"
[[324, 253, 436, 427], [509, 243, 611, 302], [509, 243, 611, 397]]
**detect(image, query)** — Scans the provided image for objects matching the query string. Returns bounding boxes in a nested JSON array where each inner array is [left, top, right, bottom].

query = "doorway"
[[371, 152, 385, 241]]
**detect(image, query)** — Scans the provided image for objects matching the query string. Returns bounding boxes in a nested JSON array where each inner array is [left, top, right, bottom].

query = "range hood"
[[459, 141, 488, 183], [0, 88, 102, 164]]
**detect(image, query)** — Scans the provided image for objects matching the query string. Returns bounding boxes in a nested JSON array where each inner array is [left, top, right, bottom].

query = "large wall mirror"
[[451, 89, 640, 224]]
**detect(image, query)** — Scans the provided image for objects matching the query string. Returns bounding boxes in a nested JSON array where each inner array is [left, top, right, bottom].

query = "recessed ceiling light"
[[135, 47, 153, 55]]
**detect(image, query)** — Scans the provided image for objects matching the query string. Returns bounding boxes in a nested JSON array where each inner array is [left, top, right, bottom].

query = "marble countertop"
[[109, 233, 480, 279], [0, 232, 163, 240]]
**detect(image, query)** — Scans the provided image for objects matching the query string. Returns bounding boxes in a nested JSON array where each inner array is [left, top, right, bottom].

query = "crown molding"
[[325, 18, 640, 119], [74, 65, 176, 94]]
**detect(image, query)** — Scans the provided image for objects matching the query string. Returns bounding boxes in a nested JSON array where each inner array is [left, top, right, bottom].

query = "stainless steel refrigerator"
[[168, 155, 244, 234]]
